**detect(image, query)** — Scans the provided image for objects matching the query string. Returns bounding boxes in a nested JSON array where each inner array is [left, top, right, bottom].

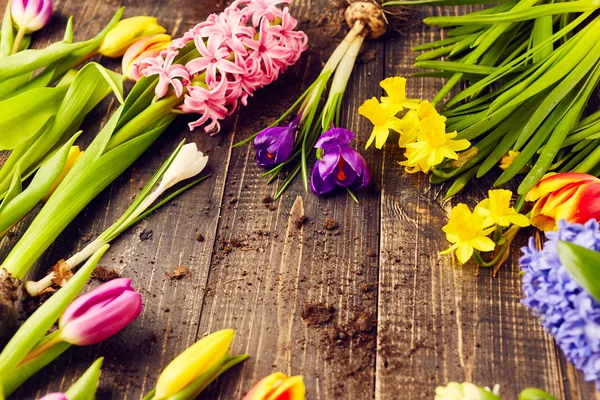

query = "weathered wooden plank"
[[196, 1, 384, 397], [375, 5, 568, 399], [0, 0, 233, 398]]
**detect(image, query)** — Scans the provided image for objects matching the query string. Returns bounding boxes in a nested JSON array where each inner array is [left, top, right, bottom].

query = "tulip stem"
[[10, 26, 26, 55], [17, 331, 62, 366]]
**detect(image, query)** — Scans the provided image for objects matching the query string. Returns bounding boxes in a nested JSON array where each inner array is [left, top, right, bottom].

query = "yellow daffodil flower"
[[416, 99, 438, 121], [476, 189, 530, 227], [242, 372, 305, 400], [440, 204, 495, 264], [379, 77, 418, 115], [396, 100, 441, 148], [499, 150, 520, 171], [359, 97, 404, 149], [435, 382, 499, 400], [155, 329, 234, 398], [403, 113, 470, 173]]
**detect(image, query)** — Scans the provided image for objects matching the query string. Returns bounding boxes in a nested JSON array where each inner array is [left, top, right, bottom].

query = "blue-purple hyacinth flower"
[[520, 218, 600, 388], [254, 116, 300, 168], [310, 128, 370, 195]]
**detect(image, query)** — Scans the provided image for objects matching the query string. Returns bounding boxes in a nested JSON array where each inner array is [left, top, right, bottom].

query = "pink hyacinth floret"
[[133, 0, 307, 134]]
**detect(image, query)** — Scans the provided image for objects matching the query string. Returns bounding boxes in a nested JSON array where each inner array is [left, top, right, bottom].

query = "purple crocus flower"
[[58, 278, 142, 346], [310, 128, 370, 195], [39, 393, 67, 400], [254, 116, 300, 168], [11, 0, 52, 33]]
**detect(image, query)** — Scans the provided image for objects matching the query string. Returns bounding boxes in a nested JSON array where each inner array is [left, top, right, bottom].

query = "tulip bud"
[[243, 372, 305, 400], [155, 329, 234, 398], [39, 393, 67, 400], [58, 278, 142, 346], [99, 16, 167, 58], [11, 0, 52, 34], [122, 33, 171, 80], [43, 146, 83, 202], [526, 172, 600, 231]]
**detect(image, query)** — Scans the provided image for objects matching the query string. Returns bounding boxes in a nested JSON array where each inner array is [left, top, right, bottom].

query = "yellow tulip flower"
[[242, 372, 305, 400], [476, 189, 530, 228], [99, 16, 167, 58], [43, 146, 83, 202], [155, 329, 234, 398], [440, 204, 495, 264]]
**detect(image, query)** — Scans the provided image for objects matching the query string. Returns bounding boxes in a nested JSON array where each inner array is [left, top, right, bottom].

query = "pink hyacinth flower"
[[183, 78, 229, 133], [142, 50, 190, 98], [244, 19, 292, 79], [197, 10, 254, 55], [59, 278, 142, 346], [186, 35, 244, 84], [264, 7, 308, 53], [242, 0, 289, 27]]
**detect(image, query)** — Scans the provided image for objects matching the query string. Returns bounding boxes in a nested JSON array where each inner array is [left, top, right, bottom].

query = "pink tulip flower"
[[11, 0, 52, 33], [58, 278, 142, 346]]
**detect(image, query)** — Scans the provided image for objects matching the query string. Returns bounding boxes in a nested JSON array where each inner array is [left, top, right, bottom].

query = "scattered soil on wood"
[[167, 266, 191, 280], [301, 303, 335, 327], [92, 266, 121, 282], [139, 229, 153, 241], [293, 215, 307, 229], [323, 218, 338, 230]]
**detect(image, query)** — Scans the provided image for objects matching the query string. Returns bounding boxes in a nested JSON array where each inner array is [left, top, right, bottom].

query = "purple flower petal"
[[315, 128, 353, 150], [310, 161, 336, 195]]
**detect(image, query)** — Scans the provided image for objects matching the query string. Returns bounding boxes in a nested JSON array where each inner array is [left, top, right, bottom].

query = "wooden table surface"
[[0, 0, 597, 398]]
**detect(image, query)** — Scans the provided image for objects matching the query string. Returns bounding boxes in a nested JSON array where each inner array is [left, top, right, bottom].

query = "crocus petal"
[[310, 162, 337, 195], [314, 128, 354, 150], [525, 172, 599, 202], [317, 151, 341, 178], [160, 143, 209, 190]]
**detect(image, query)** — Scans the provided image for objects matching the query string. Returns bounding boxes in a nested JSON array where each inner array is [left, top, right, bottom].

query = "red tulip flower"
[[525, 172, 600, 231]]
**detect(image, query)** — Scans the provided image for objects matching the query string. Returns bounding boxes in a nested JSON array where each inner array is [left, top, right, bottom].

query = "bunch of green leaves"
[[0, 42, 202, 279], [0, 247, 108, 397], [0, 62, 124, 239], [0, 6, 124, 99], [411, 1, 600, 199]]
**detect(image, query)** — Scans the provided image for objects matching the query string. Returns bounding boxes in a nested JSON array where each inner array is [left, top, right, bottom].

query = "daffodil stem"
[[472, 245, 507, 268], [10, 27, 26, 55]]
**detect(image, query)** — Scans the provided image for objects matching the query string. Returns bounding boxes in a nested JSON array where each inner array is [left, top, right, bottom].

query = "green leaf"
[[0, 40, 90, 81], [0, 131, 82, 235], [0, 85, 69, 150], [519, 387, 558, 400], [2, 118, 170, 279], [0, 245, 109, 375], [0, 0, 14, 57], [65, 357, 104, 400], [558, 241, 600, 303], [0, 72, 32, 101], [0, 163, 22, 214], [0, 341, 71, 396]]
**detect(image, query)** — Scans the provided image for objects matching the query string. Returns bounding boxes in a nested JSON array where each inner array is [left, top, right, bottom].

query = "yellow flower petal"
[[456, 243, 474, 264]]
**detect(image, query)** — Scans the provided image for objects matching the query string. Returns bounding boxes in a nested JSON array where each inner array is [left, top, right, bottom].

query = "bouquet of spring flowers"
[[0, 0, 306, 342]]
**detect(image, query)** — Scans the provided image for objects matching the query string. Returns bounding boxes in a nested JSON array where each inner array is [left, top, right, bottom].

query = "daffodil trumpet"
[[25, 141, 210, 297], [144, 329, 248, 400]]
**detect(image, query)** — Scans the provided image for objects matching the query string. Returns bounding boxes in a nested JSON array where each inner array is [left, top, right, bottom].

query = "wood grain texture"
[[0, 0, 598, 398]]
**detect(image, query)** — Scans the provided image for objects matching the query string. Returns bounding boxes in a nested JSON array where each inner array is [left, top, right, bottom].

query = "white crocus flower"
[[127, 142, 208, 225]]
